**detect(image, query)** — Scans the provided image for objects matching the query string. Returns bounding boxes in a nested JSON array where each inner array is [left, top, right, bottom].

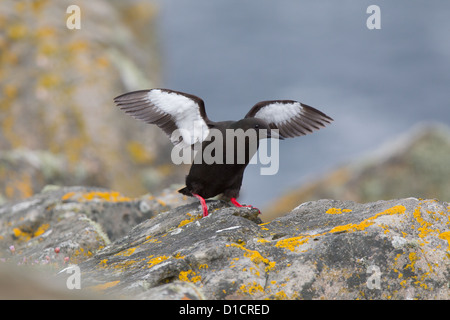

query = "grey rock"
[[0, 186, 185, 266], [134, 281, 206, 300], [1, 188, 449, 299]]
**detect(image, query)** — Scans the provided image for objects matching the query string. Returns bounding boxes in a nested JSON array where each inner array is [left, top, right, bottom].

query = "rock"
[[1, 188, 448, 299], [0, 1, 185, 202], [0, 149, 98, 205], [0, 186, 189, 267], [265, 122, 450, 220]]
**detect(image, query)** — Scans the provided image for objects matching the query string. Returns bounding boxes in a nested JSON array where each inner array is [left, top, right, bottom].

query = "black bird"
[[114, 88, 333, 217]]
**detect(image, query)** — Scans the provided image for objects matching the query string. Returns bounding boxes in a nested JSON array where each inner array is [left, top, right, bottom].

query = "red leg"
[[230, 198, 260, 214], [230, 198, 244, 207], [192, 193, 209, 217]]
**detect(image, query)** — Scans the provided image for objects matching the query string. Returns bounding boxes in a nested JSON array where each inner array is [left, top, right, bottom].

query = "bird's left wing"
[[114, 88, 212, 148], [245, 100, 333, 139]]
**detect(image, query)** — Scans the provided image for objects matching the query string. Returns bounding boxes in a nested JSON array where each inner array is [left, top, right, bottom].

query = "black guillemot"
[[114, 88, 333, 217]]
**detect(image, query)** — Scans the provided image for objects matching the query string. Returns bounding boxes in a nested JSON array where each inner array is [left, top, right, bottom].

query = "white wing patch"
[[147, 89, 210, 147], [246, 100, 333, 139], [253, 102, 301, 125]]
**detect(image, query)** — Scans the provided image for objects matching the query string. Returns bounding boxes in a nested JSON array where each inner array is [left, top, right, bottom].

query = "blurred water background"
[[156, 0, 450, 208]]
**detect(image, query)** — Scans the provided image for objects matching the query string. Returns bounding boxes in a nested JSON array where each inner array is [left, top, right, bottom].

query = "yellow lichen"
[[238, 281, 264, 296], [12, 223, 49, 242], [174, 252, 185, 259], [7, 23, 27, 39], [108, 259, 144, 272], [70, 247, 94, 264], [12, 227, 32, 242], [61, 190, 132, 202], [5, 173, 34, 199], [405, 252, 418, 272], [179, 270, 202, 283], [61, 191, 76, 200], [413, 206, 444, 241], [275, 236, 309, 252], [89, 280, 120, 291], [126, 141, 154, 164], [329, 205, 406, 234], [259, 222, 270, 231], [326, 208, 352, 214], [227, 243, 276, 272], [177, 214, 200, 228], [438, 231, 450, 251], [156, 199, 167, 206], [147, 255, 168, 268], [115, 247, 136, 257], [276, 205, 407, 252], [272, 291, 288, 299], [33, 223, 49, 237], [411, 206, 450, 252]]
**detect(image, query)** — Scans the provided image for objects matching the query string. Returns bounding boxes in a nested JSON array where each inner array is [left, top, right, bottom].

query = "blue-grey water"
[[154, 0, 450, 208]]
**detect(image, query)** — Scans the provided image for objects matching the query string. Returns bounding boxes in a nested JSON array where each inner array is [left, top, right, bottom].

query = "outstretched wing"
[[114, 88, 212, 147], [245, 100, 333, 139]]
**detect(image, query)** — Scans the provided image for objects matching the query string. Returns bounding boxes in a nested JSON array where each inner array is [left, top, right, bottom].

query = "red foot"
[[192, 193, 209, 217], [230, 198, 261, 214]]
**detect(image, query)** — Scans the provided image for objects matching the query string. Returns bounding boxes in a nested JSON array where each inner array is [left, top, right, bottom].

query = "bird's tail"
[[178, 186, 192, 196]]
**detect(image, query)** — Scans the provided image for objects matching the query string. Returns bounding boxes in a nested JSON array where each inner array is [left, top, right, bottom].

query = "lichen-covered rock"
[[1, 188, 449, 299], [0, 186, 189, 267], [76, 197, 449, 300], [265, 123, 450, 220]]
